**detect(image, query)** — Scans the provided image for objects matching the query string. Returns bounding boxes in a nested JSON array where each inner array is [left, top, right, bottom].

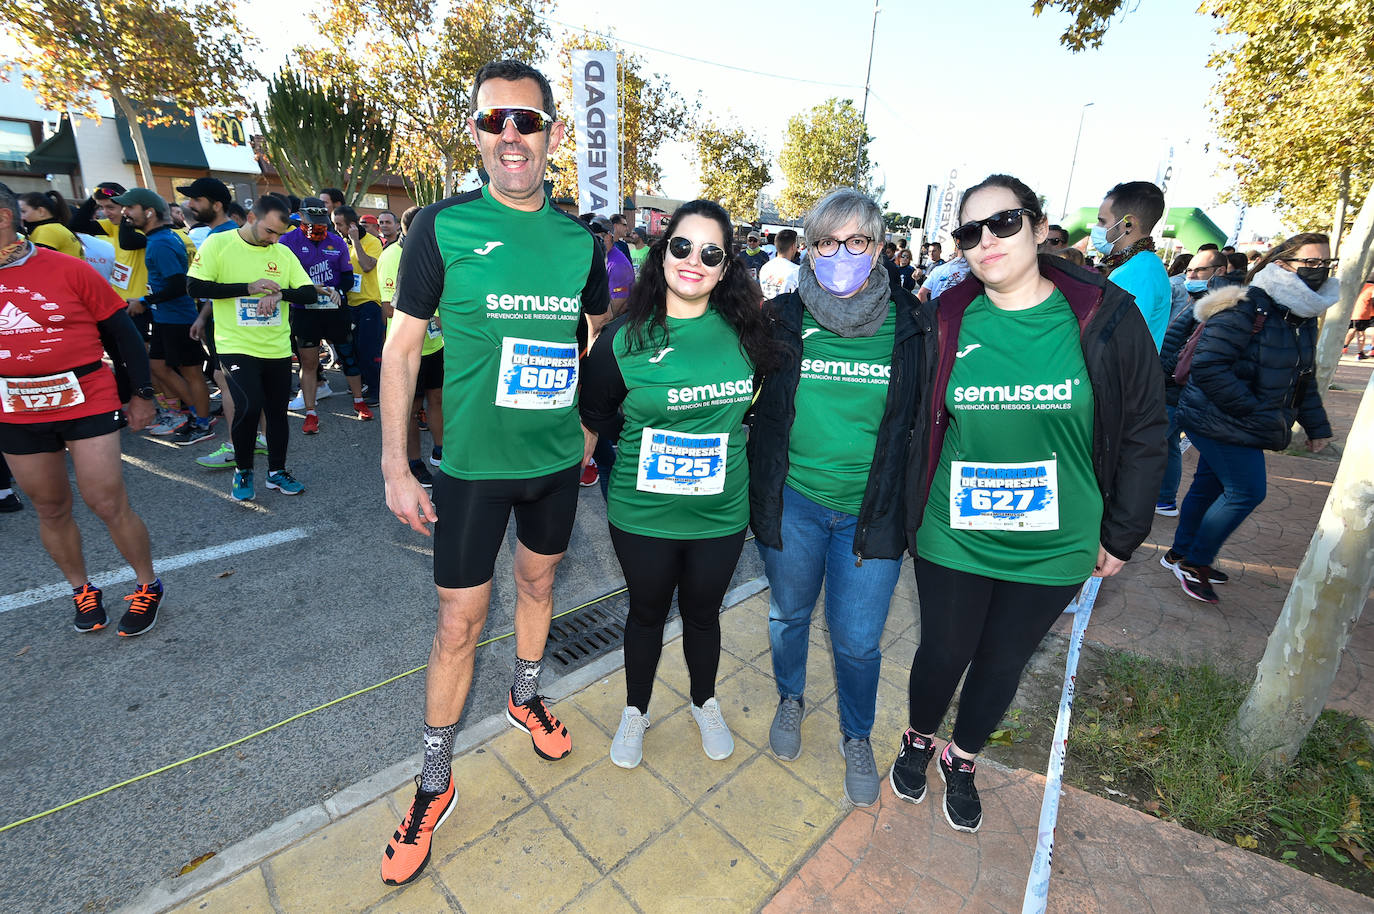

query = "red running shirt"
[[0, 246, 127, 423]]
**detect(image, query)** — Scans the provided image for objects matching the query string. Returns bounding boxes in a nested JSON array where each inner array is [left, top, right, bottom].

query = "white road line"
[[0, 527, 311, 614]]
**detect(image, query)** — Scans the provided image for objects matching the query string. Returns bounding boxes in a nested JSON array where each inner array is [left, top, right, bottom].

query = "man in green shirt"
[[378, 59, 609, 888]]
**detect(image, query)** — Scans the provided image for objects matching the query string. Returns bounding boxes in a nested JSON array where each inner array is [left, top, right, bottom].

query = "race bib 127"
[[949, 458, 1059, 531], [495, 336, 577, 410]]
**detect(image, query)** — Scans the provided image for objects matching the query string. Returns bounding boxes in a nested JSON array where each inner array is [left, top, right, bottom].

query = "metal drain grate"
[[546, 592, 632, 667]]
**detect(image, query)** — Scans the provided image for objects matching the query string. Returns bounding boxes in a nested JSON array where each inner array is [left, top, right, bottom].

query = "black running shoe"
[[410, 459, 434, 489], [1162, 549, 1229, 585], [890, 729, 938, 804], [1177, 562, 1220, 604], [73, 583, 106, 632], [939, 747, 982, 833], [0, 491, 21, 512], [118, 580, 163, 637]]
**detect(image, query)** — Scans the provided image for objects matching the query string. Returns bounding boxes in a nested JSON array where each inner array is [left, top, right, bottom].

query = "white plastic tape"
[[1022, 574, 1101, 914]]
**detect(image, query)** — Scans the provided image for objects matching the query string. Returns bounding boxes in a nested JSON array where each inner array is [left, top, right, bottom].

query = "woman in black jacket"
[[747, 187, 936, 808], [1160, 233, 1335, 604], [892, 174, 1165, 833]]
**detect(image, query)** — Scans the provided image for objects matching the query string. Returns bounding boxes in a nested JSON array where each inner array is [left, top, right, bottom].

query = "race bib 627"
[[949, 459, 1059, 531]]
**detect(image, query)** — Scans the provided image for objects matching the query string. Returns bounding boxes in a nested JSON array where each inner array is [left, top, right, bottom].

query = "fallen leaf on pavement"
[[179, 852, 215, 875]]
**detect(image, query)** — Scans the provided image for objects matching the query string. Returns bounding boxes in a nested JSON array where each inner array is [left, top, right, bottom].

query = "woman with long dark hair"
[[1159, 232, 1335, 603], [581, 199, 774, 768], [18, 191, 82, 259], [893, 174, 1164, 832]]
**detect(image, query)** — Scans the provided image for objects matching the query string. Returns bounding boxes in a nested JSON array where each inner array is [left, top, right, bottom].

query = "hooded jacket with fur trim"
[[1174, 283, 1330, 450]]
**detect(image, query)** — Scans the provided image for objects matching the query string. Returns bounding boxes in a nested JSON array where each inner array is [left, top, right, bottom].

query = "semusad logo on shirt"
[[952, 379, 1077, 403], [485, 293, 582, 314], [667, 377, 754, 405], [800, 358, 891, 379]]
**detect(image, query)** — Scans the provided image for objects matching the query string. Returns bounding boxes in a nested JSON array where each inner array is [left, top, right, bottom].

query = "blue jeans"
[[1171, 431, 1267, 566], [758, 485, 903, 739], [1158, 405, 1183, 505], [354, 301, 384, 394]]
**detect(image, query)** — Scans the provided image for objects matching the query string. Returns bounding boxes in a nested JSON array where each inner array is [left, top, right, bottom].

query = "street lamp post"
[[855, 2, 880, 189], [1060, 101, 1094, 220]]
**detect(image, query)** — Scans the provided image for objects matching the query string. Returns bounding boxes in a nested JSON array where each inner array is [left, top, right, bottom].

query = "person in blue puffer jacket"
[[1159, 232, 1336, 604]]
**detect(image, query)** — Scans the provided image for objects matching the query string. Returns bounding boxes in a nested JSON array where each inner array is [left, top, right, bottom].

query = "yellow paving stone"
[[719, 597, 771, 663], [775, 704, 846, 799], [712, 666, 785, 749], [370, 877, 453, 913], [386, 747, 534, 853], [266, 800, 396, 913], [558, 877, 638, 914], [613, 811, 774, 914], [544, 759, 690, 868], [655, 641, 743, 705], [881, 638, 918, 688], [639, 704, 750, 803], [567, 674, 631, 734], [434, 805, 598, 912], [871, 672, 910, 748], [171, 866, 273, 914], [491, 703, 601, 799], [697, 754, 843, 876]]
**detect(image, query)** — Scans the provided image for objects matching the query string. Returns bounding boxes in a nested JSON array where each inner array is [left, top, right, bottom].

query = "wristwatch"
[[135, 386, 156, 400]]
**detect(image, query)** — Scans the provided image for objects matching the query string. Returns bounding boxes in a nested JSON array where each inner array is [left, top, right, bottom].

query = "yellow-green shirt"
[[345, 231, 383, 306], [29, 222, 83, 259], [379, 242, 443, 356], [188, 229, 311, 360], [98, 217, 148, 300]]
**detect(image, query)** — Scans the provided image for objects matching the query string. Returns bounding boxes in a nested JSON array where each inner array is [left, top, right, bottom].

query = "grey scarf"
[[1249, 262, 1340, 319], [797, 257, 891, 338]]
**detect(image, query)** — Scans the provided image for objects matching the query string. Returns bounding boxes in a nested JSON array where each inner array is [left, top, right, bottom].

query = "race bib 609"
[[495, 337, 578, 410]]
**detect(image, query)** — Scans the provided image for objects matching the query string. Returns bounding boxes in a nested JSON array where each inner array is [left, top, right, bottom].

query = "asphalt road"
[[0, 383, 765, 914]]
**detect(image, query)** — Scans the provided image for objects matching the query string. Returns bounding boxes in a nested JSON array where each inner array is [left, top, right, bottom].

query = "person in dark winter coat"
[[891, 174, 1165, 835], [1159, 232, 1336, 604]]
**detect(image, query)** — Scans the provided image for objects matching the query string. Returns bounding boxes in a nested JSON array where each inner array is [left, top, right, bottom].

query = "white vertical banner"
[[570, 49, 620, 218]]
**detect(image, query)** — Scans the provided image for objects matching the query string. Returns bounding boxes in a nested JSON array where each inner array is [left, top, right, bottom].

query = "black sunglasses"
[[951, 208, 1036, 251], [471, 106, 555, 135], [667, 236, 726, 268], [1047, 236, 1067, 246]]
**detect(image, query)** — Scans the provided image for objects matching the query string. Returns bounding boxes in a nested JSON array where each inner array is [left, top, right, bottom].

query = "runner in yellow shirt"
[[333, 205, 385, 405]]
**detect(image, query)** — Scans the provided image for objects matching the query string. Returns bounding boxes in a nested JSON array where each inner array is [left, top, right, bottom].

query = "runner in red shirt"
[[0, 181, 166, 636]]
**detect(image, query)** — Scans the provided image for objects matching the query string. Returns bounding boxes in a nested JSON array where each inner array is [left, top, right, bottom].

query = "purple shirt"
[[607, 246, 634, 302], [280, 228, 354, 304]]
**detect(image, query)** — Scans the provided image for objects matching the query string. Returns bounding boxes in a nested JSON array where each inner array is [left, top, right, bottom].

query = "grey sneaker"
[[841, 736, 880, 807], [690, 698, 734, 761], [769, 697, 804, 761], [610, 707, 650, 769]]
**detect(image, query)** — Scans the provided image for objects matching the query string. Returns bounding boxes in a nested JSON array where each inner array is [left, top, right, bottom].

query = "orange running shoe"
[[72, 583, 106, 632], [506, 693, 572, 760], [381, 775, 456, 886], [353, 400, 374, 421]]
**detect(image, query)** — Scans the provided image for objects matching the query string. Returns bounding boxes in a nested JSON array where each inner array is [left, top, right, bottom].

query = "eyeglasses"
[[471, 106, 555, 135], [813, 235, 873, 257], [1281, 257, 1338, 269], [951, 209, 1036, 251], [1185, 262, 1226, 276], [666, 235, 726, 268], [1047, 236, 1067, 247]]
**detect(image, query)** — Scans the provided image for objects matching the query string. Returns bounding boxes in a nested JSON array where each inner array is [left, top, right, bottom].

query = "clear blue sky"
[[242, 0, 1278, 237]]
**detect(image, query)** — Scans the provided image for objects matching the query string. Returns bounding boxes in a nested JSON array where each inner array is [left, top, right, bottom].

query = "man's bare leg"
[[423, 581, 493, 727], [5, 449, 85, 587], [68, 432, 155, 584]]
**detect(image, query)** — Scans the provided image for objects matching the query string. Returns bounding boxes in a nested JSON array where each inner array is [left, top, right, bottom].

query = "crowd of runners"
[[0, 56, 1350, 890]]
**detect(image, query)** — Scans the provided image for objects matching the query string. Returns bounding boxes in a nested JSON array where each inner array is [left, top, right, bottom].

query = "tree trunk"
[[1315, 178, 1374, 393], [108, 84, 156, 190], [1332, 167, 1350, 260], [1227, 369, 1374, 772]]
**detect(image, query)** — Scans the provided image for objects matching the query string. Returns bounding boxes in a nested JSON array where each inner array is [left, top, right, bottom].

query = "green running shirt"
[[580, 310, 755, 539], [917, 289, 1101, 586], [395, 187, 609, 480], [785, 305, 897, 514]]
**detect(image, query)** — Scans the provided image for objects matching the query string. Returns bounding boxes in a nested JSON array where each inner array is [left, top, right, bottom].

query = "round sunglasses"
[[667, 236, 726, 268], [471, 106, 555, 135], [951, 208, 1036, 251]]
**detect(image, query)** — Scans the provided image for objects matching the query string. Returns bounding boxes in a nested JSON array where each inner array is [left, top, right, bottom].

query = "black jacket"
[[747, 275, 936, 560], [1174, 284, 1330, 450], [906, 255, 1167, 563]]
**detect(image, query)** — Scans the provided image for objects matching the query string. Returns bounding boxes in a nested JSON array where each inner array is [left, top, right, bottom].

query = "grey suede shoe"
[[769, 697, 804, 761]]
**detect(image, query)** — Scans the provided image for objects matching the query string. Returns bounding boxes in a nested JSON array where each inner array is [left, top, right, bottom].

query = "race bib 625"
[[636, 427, 728, 496]]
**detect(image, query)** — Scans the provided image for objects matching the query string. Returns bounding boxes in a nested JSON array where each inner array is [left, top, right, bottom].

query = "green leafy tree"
[[695, 120, 771, 223], [551, 33, 698, 203], [5, 0, 261, 188], [297, 0, 550, 198], [254, 69, 394, 206], [777, 98, 874, 220]]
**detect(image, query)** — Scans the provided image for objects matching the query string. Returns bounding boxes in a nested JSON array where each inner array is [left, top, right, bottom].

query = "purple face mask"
[[812, 245, 872, 296]]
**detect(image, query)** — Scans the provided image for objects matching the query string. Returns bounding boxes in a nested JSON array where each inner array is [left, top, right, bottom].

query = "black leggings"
[[907, 558, 1082, 754], [221, 353, 292, 473], [609, 525, 746, 712]]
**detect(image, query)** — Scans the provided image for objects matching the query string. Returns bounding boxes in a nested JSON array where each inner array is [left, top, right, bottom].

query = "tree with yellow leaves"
[[5, 0, 261, 189], [694, 120, 771, 223]]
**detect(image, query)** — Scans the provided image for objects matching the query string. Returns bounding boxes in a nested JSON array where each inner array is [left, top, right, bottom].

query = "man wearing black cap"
[[177, 177, 235, 248]]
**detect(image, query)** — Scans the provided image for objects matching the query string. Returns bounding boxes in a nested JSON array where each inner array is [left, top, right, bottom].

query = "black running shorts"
[[430, 463, 582, 589], [0, 409, 128, 455], [291, 306, 352, 350], [149, 322, 207, 369], [416, 349, 443, 395]]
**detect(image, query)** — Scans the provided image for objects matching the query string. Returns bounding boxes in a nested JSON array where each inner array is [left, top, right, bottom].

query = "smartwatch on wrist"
[[135, 386, 156, 400]]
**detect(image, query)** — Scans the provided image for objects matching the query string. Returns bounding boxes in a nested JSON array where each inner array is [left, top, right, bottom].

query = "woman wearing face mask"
[[580, 200, 775, 769], [1159, 233, 1335, 604], [893, 174, 1164, 833], [748, 187, 936, 808], [18, 191, 82, 259]]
